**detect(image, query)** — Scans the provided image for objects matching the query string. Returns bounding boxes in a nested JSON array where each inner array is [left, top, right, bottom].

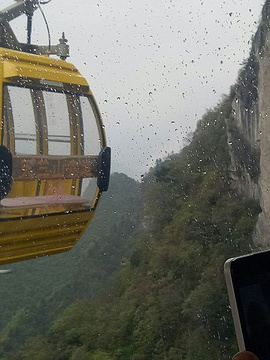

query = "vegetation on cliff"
[[0, 173, 142, 359], [0, 96, 261, 360]]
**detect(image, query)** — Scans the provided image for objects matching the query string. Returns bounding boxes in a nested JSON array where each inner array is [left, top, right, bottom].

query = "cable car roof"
[[0, 48, 89, 89]]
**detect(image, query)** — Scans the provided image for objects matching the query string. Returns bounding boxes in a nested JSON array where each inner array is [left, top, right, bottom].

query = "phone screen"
[[230, 251, 270, 360]]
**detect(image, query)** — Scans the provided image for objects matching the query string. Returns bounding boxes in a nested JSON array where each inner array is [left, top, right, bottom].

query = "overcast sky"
[[1, 0, 264, 179]]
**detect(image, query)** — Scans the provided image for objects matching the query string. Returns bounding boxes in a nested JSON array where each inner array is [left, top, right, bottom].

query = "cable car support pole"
[[0, 0, 69, 59]]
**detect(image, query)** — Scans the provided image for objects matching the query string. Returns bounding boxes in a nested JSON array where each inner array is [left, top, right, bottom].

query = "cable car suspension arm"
[[0, 0, 69, 59]]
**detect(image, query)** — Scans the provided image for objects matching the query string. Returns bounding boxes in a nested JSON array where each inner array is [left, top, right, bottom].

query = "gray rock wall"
[[228, 0, 270, 246]]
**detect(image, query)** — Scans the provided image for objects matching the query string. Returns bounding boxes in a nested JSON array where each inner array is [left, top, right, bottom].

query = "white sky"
[[0, 0, 265, 179]]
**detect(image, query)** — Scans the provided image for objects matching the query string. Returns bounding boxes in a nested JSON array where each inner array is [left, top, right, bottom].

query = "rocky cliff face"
[[229, 0, 270, 246]]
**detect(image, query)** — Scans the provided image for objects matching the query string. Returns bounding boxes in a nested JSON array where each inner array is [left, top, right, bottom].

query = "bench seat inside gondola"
[[0, 195, 89, 209], [0, 155, 99, 212]]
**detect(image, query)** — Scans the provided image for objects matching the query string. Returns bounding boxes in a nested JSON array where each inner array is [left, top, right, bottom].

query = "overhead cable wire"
[[27, 13, 33, 45], [38, 1, 51, 50], [39, 0, 52, 4]]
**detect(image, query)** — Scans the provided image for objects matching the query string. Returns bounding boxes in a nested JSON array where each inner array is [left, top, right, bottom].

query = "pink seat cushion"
[[1, 195, 88, 208]]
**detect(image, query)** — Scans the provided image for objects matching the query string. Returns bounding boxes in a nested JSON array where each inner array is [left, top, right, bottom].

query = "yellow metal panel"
[[0, 210, 95, 265], [3, 61, 88, 86], [0, 48, 77, 71], [0, 48, 88, 87]]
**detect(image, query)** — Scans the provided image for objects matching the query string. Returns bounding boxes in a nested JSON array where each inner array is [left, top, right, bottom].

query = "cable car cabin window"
[[80, 96, 102, 198], [5, 86, 37, 155], [43, 91, 71, 156], [80, 97, 101, 155], [1, 87, 102, 219]]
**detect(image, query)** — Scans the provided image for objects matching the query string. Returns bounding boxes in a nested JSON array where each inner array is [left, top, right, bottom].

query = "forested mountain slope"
[[0, 173, 142, 359], [14, 95, 261, 360]]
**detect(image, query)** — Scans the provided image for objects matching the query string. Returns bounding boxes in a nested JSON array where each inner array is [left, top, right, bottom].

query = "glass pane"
[[43, 91, 70, 155], [80, 97, 101, 155], [81, 177, 97, 203], [7, 86, 37, 155]]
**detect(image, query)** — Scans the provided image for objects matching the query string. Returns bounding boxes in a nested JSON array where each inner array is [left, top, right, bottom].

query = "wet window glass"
[[43, 91, 70, 155], [6, 86, 37, 155], [0, 1, 268, 360], [80, 96, 101, 155], [80, 96, 101, 197], [1, 87, 102, 218]]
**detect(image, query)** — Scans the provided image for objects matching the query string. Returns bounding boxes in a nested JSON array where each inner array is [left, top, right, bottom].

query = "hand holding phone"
[[233, 351, 259, 360], [225, 250, 270, 360]]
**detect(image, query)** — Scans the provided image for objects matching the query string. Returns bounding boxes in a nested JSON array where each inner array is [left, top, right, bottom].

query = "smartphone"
[[224, 250, 270, 360]]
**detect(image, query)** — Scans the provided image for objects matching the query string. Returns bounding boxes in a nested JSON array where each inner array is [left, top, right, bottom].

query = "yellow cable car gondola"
[[0, 0, 111, 265]]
